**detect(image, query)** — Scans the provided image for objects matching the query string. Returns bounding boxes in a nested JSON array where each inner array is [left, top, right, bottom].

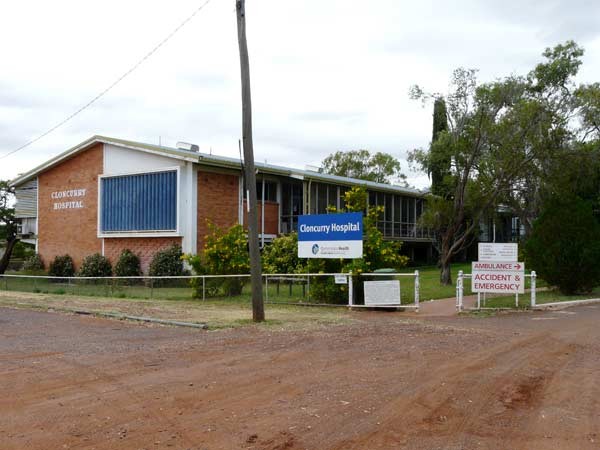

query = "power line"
[[1, 0, 213, 160]]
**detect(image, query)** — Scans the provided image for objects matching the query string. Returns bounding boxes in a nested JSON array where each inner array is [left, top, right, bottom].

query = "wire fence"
[[0, 273, 351, 306], [0, 271, 422, 309]]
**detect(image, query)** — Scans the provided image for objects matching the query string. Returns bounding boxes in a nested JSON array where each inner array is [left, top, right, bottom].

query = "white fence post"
[[348, 272, 353, 306], [202, 276, 206, 301], [531, 271, 536, 307], [265, 275, 269, 302], [414, 270, 420, 312], [457, 270, 464, 312]]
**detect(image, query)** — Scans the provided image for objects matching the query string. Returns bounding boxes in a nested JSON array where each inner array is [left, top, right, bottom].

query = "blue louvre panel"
[[101, 171, 177, 232]]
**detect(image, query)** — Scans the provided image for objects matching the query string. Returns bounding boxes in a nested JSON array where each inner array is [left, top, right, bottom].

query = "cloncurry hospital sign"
[[298, 212, 363, 258], [51, 188, 87, 210]]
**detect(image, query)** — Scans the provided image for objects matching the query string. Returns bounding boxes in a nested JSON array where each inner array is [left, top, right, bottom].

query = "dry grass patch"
[[0, 290, 354, 330]]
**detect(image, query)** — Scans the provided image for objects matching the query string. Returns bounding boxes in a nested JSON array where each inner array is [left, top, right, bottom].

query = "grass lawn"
[[0, 290, 355, 330], [394, 263, 473, 301], [0, 275, 325, 304], [481, 287, 600, 309]]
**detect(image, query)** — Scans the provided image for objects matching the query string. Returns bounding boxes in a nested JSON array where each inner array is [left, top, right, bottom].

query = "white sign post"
[[471, 261, 525, 294]]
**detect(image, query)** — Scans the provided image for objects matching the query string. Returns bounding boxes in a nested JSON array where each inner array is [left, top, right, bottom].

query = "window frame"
[[97, 166, 181, 238]]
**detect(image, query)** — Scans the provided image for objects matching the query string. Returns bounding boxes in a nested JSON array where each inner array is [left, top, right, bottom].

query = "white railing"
[[456, 270, 537, 311]]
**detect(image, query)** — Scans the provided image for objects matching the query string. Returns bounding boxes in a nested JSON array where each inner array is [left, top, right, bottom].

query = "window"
[[281, 181, 302, 233], [100, 170, 177, 232], [309, 182, 338, 214], [248, 180, 278, 202]]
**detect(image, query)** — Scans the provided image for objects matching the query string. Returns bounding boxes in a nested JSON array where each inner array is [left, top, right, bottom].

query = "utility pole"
[[236, 0, 265, 322]]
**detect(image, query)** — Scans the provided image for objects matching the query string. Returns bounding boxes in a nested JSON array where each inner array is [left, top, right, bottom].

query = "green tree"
[[429, 98, 451, 197], [321, 150, 406, 184], [410, 41, 599, 285], [0, 181, 19, 274], [525, 196, 600, 294]]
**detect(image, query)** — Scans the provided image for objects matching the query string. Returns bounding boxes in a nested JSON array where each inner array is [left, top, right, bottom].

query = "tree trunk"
[[0, 237, 18, 274], [440, 258, 452, 285], [439, 235, 453, 285]]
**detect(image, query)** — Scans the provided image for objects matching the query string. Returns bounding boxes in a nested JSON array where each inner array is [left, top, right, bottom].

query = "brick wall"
[[197, 170, 240, 253], [38, 143, 103, 269], [243, 201, 279, 235], [103, 237, 183, 274]]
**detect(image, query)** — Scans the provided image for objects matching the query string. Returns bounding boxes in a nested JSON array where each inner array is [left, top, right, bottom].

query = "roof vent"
[[305, 165, 323, 173], [177, 141, 199, 152]]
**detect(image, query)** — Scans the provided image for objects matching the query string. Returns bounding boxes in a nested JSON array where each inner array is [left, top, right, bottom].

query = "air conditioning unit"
[[177, 142, 200, 152], [305, 165, 323, 173]]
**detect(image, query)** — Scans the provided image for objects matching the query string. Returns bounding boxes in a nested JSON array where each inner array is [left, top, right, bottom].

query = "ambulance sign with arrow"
[[472, 244, 525, 294]]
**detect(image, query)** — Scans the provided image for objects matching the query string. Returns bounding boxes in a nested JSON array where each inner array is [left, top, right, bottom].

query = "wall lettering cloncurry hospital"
[[51, 188, 86, 210]]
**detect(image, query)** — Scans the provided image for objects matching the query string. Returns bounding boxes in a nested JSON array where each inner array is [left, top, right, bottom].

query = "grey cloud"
[[178, 73, 231, 87], [292, 111, 366, 123], [473, 0, 600, 42]]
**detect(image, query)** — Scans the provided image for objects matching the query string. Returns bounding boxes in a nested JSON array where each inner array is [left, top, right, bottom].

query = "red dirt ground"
[[1, 305, 599, 449]]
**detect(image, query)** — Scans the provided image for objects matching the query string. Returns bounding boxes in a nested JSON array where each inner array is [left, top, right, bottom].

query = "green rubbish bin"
[[373, 268, 396, 280]]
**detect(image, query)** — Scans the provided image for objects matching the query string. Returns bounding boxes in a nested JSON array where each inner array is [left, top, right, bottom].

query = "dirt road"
[[1, 305, 599, 449]]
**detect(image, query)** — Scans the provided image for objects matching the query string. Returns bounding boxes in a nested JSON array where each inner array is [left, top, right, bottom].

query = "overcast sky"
[[1, 0, 599, 188]]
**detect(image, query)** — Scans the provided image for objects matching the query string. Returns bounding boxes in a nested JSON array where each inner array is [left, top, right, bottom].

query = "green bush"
[[149, 244, 184, 277], [262, 232, 306, 274], [114, 249, 142, 277], [185, 222, 249, 297], [79, 253, 112, 277], [525, 196, 600, 294], [11, 241, 35, 259], [48, 254, 75, 278], [22, 253, 45, 274]]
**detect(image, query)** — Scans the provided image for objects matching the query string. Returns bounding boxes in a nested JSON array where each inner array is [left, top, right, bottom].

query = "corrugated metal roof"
[[10, 135, 426, 197]]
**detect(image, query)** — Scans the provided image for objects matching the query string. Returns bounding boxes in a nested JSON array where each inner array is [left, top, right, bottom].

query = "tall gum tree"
[[409, 41, 599, 285]]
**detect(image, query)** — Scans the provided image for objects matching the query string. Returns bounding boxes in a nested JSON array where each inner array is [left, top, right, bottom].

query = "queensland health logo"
[[298, 212, 363, 259]]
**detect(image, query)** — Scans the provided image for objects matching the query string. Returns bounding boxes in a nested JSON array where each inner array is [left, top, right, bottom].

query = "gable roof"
[[10, 135, 425, 197]]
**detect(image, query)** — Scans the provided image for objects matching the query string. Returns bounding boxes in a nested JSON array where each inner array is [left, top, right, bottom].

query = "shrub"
[[22, 254, 45, 274], [114, 249, 142, 277], [79, 253, 112, 277], [184, 222, 249, 297], [262, 232, 306, 274], [525, 196, 600, 295], [149, 244, 184, 277], [11, 241, 35, 259], [48, 254, 75, 278]]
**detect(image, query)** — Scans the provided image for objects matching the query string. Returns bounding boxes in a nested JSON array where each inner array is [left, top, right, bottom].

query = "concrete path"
[[418, 294, 478, 316]]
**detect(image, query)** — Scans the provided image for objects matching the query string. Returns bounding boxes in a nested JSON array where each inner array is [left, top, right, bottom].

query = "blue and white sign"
[[298, 212, 363, 258]]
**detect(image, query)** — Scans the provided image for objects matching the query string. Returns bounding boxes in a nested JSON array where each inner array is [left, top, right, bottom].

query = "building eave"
[[9, 135, 200, 187], [10, 135, 427, 198]]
